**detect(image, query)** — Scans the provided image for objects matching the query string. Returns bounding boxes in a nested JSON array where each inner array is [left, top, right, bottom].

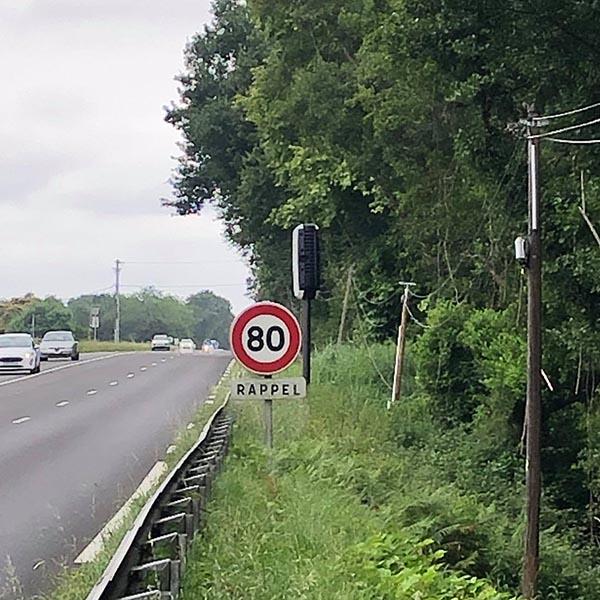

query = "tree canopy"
[[166, 2, 600, 597]]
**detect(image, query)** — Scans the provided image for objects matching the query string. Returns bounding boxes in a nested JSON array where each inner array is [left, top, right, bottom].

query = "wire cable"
[[546, 137, 600, 145], [121, 283, 246, 288], [407, 305, 431, 329], [121, 260, 243, 266], [80, 285, 115, 296], [527, 116, 600, 140], [533, 101, 600, 122], [350, 280, 392, 390]]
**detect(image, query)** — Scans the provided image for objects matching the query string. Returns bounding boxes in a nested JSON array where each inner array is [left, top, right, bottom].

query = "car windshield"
[[154, 335, 169, 340], [0, 335, 32, 348], [43, 332, 73, 341]]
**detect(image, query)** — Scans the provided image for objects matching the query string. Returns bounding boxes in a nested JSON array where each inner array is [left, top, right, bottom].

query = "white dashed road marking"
[[140, 367, 147, 372], [151, 362, 157, 367], [161, 358, 166, 363], [86, 389, 98, 396], [109, 381, 118, 387], [0, 352, 138, 388], [127, 373, 135, 379], [12, 416, 31, 425], [166, 444, 177, 455], [56, 401, 69, 407]]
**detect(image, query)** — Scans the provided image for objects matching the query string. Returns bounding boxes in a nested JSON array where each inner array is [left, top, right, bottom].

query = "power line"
[[546, 137, 600, 145], [80, 284, 115, 295], [406, 305, 431, 329], [120, 260, 243, 265], [527, 115, 600, 140], [533, 101, 600, 122], [120, 283, 246, 288], [350, 279, 392, 390]]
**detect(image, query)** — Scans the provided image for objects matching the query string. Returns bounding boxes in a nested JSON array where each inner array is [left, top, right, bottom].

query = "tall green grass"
[[181, 344, 519, 599], [79, 340, 150, 353]]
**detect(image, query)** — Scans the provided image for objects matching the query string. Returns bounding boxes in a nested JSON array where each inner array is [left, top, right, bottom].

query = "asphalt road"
[[0, 350, 230, 599]]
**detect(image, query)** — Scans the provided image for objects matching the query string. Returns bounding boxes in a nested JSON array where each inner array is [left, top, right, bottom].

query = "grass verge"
[[45, 361, 233, 600], [78, 340, 150, 353], [181, 347, 518, 600]]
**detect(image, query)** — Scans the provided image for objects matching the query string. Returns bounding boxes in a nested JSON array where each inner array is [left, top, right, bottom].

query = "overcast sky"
[[0, 0, 252, 313]]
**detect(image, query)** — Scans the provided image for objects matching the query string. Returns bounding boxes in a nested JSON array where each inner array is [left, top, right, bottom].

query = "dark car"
[[39, 330, 79, 361]]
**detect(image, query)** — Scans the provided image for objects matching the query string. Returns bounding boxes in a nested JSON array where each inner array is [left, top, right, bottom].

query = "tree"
[[7, 297, 73, 337], [186, 291, 233, 348], [68, 294, 116, 340]]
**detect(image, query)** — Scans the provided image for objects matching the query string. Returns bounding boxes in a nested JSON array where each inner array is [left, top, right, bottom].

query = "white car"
[[179, 338, 196, 354], [40, 330, 79, 361], [0, 333, 41, 374], [151, 334, 171, 351]]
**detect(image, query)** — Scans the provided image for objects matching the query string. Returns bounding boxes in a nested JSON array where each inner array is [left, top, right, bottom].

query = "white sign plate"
[[230, 377, 306, 400]]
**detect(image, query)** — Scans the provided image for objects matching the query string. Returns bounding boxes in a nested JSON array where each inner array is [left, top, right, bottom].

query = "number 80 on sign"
[[230, 302, 302, 375]]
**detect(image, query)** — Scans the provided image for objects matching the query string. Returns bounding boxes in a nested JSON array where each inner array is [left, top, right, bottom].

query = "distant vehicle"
[[0, 333, 41, 374], [201, 339, 219, 353], [151, 334, 171, 351], [40, 330, 79, 361], [179, 338, 196, 353]]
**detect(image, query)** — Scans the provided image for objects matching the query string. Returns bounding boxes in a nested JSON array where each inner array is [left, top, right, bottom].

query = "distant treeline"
[[0, 289, 234, 348]]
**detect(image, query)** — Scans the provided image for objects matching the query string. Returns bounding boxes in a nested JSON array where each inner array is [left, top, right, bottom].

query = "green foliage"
[[1, 289, 233, 346], [187, 291, 233, 348], [168, 3, 600, 595], [7, 297, 73, 335], [351, 534, 515, 599], [181, 345, 520, 599]]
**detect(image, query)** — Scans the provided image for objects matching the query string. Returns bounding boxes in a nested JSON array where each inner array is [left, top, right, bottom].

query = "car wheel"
[[71, 353, 80, 361], [30, 365, 40, 374]]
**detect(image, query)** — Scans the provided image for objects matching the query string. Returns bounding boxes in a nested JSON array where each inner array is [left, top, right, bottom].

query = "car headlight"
[[24, 352, 32, 360]]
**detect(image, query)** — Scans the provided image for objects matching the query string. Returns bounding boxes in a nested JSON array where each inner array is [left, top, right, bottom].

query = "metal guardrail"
[[85, 394, 232, 600]]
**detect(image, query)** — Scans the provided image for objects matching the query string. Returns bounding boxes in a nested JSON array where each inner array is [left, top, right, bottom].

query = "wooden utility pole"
[[114, 259, 122, 343], [389, 282, 415, 409], [522, 105, 543, 599], [337, 265, 354, 345]]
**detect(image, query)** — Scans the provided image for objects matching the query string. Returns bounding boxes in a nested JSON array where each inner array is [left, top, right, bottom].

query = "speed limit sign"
[[230, 302, 302, 375]]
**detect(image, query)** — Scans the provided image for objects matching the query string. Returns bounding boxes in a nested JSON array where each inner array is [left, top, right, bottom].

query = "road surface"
[[0, 351, 230, 599]]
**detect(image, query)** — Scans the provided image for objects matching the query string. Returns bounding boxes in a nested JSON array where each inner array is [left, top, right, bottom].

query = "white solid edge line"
[[74, 461, 168, 564], [0, 352, 142, 389]]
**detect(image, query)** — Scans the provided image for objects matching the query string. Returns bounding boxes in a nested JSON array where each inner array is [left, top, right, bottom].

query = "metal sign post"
[[292, 224, 320, 385], [264, 375, 273, 449], [90, 307, 100, 341], [230, 302, 304, 449]]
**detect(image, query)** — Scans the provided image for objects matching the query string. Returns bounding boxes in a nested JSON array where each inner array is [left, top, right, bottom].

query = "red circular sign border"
[[230, 302, 302, 375]]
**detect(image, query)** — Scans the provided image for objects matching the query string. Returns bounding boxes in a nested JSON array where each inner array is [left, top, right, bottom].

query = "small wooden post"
[[389, 282, 415, 409], [337, 265, 354, 346]]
